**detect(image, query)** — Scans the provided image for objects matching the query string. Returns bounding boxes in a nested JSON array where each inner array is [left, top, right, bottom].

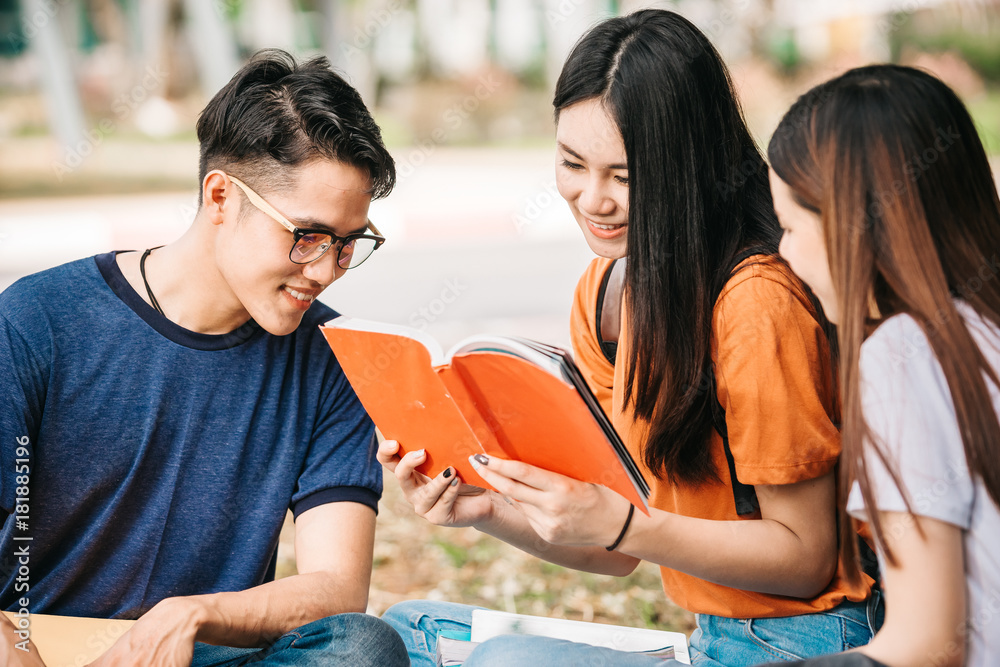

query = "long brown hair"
[[769, 64, 1000, 583]]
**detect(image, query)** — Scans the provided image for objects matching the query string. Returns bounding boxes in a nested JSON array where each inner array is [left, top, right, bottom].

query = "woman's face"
[[769, 168, 839, 323], [555, 98, 630, 259]]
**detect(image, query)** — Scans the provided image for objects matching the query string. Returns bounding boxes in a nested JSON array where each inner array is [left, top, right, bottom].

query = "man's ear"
[[202, 170, 234, 226]]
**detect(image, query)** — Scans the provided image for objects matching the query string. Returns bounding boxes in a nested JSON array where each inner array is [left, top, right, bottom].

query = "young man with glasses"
[[0, 50, 408, 666]]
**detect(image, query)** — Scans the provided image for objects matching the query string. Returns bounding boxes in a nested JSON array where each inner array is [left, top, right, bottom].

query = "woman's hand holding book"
[[378, 439, 495, 529]]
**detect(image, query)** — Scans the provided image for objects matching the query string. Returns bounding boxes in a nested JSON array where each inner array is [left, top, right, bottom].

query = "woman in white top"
[[767, 64, 1000, 667]]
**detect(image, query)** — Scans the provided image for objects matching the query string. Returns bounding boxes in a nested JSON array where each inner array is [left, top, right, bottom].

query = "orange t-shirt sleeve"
[[712, 266, 841, 485], [570, 258, 616, 419]]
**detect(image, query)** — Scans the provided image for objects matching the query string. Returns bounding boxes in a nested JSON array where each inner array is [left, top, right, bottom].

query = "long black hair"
[[554, 10, 782, 483]]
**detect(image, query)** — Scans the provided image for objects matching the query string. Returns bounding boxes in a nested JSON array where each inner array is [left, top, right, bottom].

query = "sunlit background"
[[2, 0, 999, 629]]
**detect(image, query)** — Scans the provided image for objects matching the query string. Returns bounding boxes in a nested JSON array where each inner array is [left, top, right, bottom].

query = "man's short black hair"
[[196, 49, 395, 203]]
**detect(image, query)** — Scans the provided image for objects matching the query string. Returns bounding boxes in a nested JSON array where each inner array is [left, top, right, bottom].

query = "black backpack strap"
[[728, 246, 769, 277], [857, 531, 882, 585], [595, 259, 620, 365], [708, 368, 760, 516], [708, 245, 769, 517], [712, 381, 884, 583]]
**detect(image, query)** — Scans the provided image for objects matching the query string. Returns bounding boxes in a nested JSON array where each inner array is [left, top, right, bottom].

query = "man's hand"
[[88, 598, 202, 667], [0, 613, 46, 667]]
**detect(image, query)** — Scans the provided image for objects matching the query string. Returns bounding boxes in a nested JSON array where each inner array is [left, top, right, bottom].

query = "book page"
[[449, 352, 649, 510], [323, 316, 447, 365], [435, 632, 479, 667], [448, 335, 573, 384], [470, 610, 690, 663]]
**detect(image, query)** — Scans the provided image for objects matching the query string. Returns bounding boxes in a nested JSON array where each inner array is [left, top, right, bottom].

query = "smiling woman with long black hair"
[[379, 10, 881, 666]]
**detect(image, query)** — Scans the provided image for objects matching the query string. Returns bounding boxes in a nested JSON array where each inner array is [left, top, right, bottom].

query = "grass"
[[276, 474, 696, 633], [969, 89, 1000, 156], [373, 477, 695, 632]]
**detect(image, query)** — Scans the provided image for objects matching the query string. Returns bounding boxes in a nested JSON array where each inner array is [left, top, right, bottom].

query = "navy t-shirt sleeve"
[[0, 286, 51, 515], [290, 327, 381, 519]]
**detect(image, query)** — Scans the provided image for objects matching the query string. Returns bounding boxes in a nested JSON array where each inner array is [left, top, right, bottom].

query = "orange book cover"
[[320, 317, 649, 513]]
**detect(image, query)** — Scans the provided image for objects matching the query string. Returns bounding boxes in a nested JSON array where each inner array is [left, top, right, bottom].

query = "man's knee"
[[381, 599, 446, 633], [382, 600, 425, 626], [382, 599, 477, 633], [282, 612, 408, 665]]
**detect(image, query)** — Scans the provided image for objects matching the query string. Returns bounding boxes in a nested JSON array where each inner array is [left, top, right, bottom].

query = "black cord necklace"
[[139, 246, 166, 316]]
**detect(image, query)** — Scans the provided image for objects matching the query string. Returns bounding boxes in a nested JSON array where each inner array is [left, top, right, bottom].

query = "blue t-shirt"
[[0, 252, 379, 619]]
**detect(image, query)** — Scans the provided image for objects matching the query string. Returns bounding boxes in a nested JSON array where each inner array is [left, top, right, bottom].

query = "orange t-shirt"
[[570, 255, 872, 618]]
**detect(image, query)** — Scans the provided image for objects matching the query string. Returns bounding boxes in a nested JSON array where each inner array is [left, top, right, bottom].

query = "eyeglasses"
[[227, 174, 385, 269]]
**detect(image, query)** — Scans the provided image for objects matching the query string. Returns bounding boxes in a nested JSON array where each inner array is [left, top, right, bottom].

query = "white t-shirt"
[[847, 306, 1000, 666]]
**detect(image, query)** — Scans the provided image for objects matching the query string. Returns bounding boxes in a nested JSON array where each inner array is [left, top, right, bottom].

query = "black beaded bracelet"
[[605, 504, 635, 551]]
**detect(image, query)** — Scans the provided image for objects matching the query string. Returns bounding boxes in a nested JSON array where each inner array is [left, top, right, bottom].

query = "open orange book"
[[321, 317, 650, 513]]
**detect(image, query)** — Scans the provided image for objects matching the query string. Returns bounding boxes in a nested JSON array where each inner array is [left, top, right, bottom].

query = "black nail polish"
[[473, 454, 489, 466], [443, 467, 453, 479]]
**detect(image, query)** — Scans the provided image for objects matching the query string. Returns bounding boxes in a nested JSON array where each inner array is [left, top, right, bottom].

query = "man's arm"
[[93, 501, 376, 666], [192, 500, 376, 645]]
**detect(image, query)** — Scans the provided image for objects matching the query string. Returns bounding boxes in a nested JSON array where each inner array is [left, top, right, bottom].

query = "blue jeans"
[[189, 613, 409, 666], [381, 591, 883, 667], [689, 589, 884, 665]]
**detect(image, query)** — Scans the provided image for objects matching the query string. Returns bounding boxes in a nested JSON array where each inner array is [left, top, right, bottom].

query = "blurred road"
[[5, 149, 998, 353], [0, 147, 594, 351]]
